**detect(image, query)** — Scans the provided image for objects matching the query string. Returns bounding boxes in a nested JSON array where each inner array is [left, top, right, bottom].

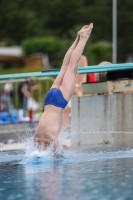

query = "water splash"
[[15, 120, 133, 164], [19, 127, 70, 164], [15, 121, 35, 143]]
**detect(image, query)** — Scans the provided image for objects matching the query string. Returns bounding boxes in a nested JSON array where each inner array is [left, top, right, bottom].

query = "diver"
[[34, 23, 93, 156]]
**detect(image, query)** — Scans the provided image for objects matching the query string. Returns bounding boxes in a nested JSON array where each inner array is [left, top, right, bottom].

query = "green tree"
[[0, 0, 133, 63]]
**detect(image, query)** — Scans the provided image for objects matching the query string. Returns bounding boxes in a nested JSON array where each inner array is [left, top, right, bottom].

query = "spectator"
[[1, 79, 14, 112], [18, 77, 39, 113], [18, 78, 32, 111]]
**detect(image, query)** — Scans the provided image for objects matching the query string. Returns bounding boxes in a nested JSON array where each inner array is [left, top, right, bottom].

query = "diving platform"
[[82, 79, 133, 94], [71, 93, 133, 146], [0, 62, 133, 79]]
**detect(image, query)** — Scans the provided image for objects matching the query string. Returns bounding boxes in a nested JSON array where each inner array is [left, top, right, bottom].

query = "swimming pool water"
[[0, 145, 133, 200]]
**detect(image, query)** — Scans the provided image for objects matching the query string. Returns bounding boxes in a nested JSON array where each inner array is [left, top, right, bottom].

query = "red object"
[[87, 73, 96, 83], [29, 108, 33, 120]]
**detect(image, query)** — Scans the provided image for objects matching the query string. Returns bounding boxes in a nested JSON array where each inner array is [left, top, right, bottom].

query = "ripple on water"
[[1, 145, 133, 200]]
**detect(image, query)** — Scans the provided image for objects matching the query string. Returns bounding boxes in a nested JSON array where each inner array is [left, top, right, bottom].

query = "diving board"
[[0, 63, 133, 80]]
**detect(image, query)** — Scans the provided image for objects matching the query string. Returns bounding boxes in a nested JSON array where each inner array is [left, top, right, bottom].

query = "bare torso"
[[34, 105, 63, 145]]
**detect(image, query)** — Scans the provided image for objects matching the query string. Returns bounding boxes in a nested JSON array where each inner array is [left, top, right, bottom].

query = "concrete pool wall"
[[71, 93, 133, 146]]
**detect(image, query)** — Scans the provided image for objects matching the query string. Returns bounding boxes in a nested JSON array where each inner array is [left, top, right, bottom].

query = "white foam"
[[19, 128, 70, 164]]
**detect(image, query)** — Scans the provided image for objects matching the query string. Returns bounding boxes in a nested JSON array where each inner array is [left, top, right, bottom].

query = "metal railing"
[[0, 76, 55, 121]]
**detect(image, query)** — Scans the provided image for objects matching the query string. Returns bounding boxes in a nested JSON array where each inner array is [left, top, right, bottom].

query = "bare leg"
[[60, 23, 93, 101], [51, 35, 79, 88]]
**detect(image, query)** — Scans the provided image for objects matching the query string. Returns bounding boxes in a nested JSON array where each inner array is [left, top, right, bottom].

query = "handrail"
[[0, 63, 133, 79], [0, 76, 55, 84]]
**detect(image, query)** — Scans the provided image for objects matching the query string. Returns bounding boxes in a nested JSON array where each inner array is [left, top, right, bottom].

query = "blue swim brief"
[[44, 88, 68, 108]]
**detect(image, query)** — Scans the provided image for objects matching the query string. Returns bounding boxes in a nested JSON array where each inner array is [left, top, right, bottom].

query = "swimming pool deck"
[[0, 121, 38, 143], [0, 143, 25, 151], [0, 138, 71, 151]]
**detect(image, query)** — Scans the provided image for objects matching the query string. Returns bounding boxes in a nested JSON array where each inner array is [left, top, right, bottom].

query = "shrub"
[[84, 41, 112, 65], [21, 36, 67, 68]]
